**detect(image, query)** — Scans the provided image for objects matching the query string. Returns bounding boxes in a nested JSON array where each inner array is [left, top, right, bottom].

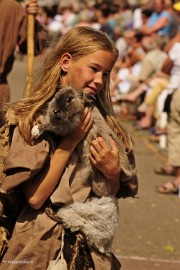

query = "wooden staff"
[[25, 5, 35, 97]]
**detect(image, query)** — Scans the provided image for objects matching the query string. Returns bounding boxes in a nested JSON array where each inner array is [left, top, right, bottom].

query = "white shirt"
[[168, 42, 180, 90]]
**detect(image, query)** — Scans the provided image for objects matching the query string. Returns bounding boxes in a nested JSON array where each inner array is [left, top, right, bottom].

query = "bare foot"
[[137, 117, 152, 129]]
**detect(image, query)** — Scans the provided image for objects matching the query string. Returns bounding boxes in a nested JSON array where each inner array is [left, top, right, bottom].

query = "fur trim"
[[56, 196, 119, 255]]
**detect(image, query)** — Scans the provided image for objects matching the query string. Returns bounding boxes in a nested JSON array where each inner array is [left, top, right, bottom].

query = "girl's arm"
[[23, 108, 92, 209], [89, 137, 121, 195]]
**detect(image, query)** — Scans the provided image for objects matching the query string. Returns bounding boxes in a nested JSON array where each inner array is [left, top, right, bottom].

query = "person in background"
[[120, 34, 168, 104], [136, 30, 180, 130], [0, 0, 47, 126], [141, 0, 173, 38], [156, 1, 180, 194]]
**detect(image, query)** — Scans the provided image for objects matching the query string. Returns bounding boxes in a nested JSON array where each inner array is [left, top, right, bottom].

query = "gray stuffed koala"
[[31, 86, 132, 197]]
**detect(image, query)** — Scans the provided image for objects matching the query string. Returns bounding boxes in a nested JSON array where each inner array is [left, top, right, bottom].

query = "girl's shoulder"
[[3, 126, 51, 174]]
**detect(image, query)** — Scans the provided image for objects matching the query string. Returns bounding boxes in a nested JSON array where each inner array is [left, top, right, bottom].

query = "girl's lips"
[[87, 86, 98, 95]]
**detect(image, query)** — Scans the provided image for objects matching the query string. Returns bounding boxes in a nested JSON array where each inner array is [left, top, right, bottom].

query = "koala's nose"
[[53, 110, 59, 115]]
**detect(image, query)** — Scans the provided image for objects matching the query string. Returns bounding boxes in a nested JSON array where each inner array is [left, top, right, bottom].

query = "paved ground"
[[117, 256, 180, 270], [113, 121, 180, 269], [8, 58, 180, 270]]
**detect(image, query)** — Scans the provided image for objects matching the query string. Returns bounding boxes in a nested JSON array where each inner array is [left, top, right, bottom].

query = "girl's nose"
[[94, 72, 104, 85]]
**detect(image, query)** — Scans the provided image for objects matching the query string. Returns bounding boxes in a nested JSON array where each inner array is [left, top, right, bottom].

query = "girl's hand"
[[89, 136, 121, 194], [59, 107, 92, 151]]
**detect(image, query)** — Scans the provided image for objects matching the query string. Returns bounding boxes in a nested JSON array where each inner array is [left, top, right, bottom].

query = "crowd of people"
[[0, 1, 139, 269]]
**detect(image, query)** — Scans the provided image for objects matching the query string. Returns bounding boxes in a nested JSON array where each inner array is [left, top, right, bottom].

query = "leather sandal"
[[157, 180, 179, 194], [154, 167, 176, 176]]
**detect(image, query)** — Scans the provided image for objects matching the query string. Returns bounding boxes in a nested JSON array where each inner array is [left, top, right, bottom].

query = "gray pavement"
[[113, 123, 180, 270], [8, 58, 180, 270], [117, 256, 180, 270], [112, 123, 180, 269]]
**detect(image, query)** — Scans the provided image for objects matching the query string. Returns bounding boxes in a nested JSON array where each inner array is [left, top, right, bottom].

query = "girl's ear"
[[60, 53, 72, 72]]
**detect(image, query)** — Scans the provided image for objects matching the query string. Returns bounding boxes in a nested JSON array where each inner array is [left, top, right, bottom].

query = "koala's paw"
[[31, 125, 42, 139]]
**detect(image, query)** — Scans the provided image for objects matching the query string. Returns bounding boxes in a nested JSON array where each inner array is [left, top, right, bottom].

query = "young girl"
[[0, 26, 138, 269]]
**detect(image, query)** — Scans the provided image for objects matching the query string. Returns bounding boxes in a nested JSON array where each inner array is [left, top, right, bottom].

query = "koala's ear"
[[60, 53, 72, 72]]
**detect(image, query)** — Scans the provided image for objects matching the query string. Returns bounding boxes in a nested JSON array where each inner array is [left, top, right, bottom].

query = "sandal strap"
[[172, 180, 179, 190], [157, 180, 179, 194]]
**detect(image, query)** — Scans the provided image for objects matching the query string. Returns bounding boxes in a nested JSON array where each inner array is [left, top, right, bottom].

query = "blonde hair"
[[5, 26, 132, 149]]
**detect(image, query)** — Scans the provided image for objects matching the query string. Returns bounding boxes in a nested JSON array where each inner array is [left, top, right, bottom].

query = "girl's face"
[[60, 50, 115, 95]]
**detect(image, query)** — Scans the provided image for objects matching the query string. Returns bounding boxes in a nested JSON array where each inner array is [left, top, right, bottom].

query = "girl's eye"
[[91, 67, 97, 72]]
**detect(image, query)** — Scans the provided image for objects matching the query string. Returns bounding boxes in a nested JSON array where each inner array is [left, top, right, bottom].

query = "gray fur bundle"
[[56, 196, 119, 255], [31, 86, 132, 197]]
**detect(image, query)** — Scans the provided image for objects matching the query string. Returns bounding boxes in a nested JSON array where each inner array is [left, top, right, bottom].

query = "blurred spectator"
[[132, 4, 143, 30], [151, 1, 180, 194], [121, 34, 168, 105], [164, 0, 180, 38], [141, 8, 154, 25], [37, 6, 54, 27], [141, 0, 174, 38], [157, 89, 180, 194], [58, 0, 78, 34], [115, 31, 145, 94], [137, 77, 170, 129], [93, 1, 116, 39], [138, 31, 180, 129], [117, 2, 133, 30], [37, 6, 61, 44], [155, 35, 180, 193], [113, 27, 127, 58], [0, 0, 47, 126]]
